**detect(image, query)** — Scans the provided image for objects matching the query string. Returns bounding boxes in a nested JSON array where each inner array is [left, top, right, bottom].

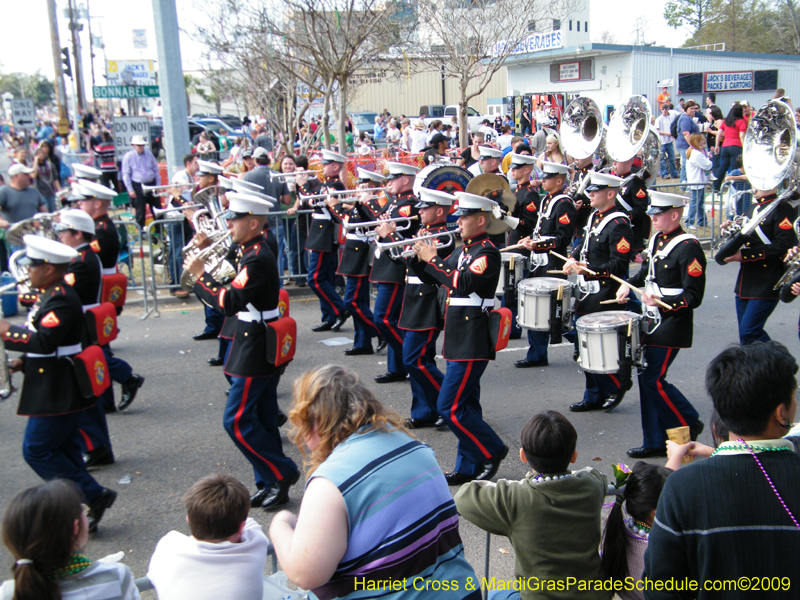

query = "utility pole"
[[86, 0, 96, 89], [67, 0, 86, 111], [47, 0, 69, 134], [152, 0, 190, 177]]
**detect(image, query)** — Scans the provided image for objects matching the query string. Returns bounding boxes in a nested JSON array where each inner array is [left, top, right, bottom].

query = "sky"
[[1, 0, 690, 83]]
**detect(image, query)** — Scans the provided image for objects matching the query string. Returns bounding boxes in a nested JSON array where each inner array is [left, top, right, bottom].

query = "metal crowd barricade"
[[648, 181, 718, 245], [274, 209, 313, 285], [717, 179, 754, 220], [146, 218, 192, 318], [112, 220, 151, 320]]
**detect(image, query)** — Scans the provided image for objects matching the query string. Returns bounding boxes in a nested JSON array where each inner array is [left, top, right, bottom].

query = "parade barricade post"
[[112, 220, 150, 319]]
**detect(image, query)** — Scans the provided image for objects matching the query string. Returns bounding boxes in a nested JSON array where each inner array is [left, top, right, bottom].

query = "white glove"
[[492, 204, 504, 220], [504, 215, 520, 229]]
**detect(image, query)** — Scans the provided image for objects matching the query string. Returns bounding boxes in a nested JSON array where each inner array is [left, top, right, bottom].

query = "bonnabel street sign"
[[93, 85, 160, 99]]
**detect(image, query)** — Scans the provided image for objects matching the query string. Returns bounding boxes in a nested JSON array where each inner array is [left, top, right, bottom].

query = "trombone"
[[344, 216, 418, 237], [270, 170, 317, 182], [152, 204, 203, 219], [376, 230, 454, 259], [142, 182, 195, 194]]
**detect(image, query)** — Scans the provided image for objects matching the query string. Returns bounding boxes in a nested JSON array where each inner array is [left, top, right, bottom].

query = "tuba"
[[607, 95, 651, 163], [192, 185, 228, 236], [715, 100, 800, 265], [560, 97, 607, 160], [6, 212, 60, 247], [179, 231, 235, 292]]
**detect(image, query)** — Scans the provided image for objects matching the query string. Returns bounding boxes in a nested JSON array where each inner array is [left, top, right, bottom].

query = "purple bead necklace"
[[738, 438, 800, 530]]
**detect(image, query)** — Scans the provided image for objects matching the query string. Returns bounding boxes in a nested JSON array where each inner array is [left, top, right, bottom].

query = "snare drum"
[[528, 236, 557, 270], [576, 311, 642, 374], [517, 277, 575, 331], [496, 252, 525, 297]]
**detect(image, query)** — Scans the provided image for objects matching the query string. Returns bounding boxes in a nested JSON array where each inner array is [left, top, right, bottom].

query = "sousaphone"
[[465, 174, 517, 235]]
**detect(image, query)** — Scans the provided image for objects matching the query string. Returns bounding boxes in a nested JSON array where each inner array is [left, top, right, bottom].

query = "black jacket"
[[5, 281, 91, 416], [425, 232, 500, 360], [529, 192, 577, 274], [370, 190, 421, 284], [506, 182, 539, 257], [301, 178, 344, 252], [399, 222, 452, 331], [92, 214, 121, 270], [628, 228, 706, 348], [194, 233, 280, 377], [616, 173, 650, 252], [331, 198, 381, 277]]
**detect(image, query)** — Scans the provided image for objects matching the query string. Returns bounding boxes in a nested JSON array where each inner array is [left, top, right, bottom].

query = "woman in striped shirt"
[[270, 365, 480, 600]]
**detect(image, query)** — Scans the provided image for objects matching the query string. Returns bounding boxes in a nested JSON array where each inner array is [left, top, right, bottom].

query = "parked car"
[[418, 105, 485, 132], [194, 117, 245, 139], [327, 111, 379, 143], [148, 119, 221, 158]]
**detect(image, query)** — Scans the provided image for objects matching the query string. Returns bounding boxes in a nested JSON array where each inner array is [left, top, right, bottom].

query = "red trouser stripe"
[[233, 378, 283, 480], [351, 277, 379, 334], [449, 361, 492, 459], [609, 373, 620, 389], [79, 428, 95, 452], [417, 330, 441, 391], [312, 251, 340, 317], [383, 284, 404, 343], [656, 348, 688, 426]]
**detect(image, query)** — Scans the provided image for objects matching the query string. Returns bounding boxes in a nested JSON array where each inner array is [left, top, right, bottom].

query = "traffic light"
[[61, 47, 72, 78]]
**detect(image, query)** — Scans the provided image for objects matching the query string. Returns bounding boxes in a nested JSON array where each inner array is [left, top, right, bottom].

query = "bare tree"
[[414, 0, 580, 147], [594, 30, 618, 44]]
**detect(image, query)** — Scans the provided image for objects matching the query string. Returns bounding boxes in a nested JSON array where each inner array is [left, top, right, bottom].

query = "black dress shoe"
[[330, 313, 350, 331], [376, 336, 387, 352], [690, 419, 705, 441], [262, 470, 301, 510], [224, 388, 230, 397], [344, 347, 374, 356], [102, 402, 117, 414], [406, 418, 437, 429], [277, 411, 288, 427], [514, 358, 549, 368], [602, 380, 633, 412], [87, 488, 117, 533], [627, 446, 668, 459], [207, 357, 224, 366], [250, 486, 270, 507], [374, 372, 408, 384], [569, 401, 602, 413], [311, 321, 335, 332], [193, 331, 218, 341], [475, 445, 509, 481], [434, 416, 448, 430], [118, 374, 145, 410], [444, 471, 475, 486], [83, 446, 115, 468]]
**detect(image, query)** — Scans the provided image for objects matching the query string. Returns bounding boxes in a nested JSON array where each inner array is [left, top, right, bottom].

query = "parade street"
[[1, 255, 798, 590]]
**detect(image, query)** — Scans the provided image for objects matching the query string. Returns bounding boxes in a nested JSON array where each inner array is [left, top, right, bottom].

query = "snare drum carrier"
[[576, 209, 629, 302], [528, 193, 570, 271]]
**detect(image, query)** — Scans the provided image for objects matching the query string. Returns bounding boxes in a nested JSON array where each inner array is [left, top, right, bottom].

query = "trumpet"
[[142, 182, 195, 194], [376, 231, 454, 259], [270, 170, 317, 182], [152, 204, 203, 219], [299, 187, 385, 204], [344, 216, 418, 237]]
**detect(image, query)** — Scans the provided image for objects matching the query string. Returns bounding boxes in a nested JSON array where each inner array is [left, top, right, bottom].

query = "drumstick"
[[546, 270, 566, 274], [549, 250, 597, 275], [609, 274, 672, 310], [600, 298, 625, 305], [503, 242, 527, 252]]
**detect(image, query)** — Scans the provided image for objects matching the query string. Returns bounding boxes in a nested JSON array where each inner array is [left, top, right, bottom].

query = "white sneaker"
[[689, 225, 697, 231]]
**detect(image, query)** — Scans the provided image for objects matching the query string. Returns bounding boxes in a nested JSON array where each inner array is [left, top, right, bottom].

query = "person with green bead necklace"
[[644, 341, 800, 599], [1, 479, 140, 600]]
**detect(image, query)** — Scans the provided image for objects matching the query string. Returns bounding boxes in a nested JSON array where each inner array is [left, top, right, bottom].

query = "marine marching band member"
[[184, 192, 300, 509], [612, 157, 650, 257], [414, 192, 508, 484], [516, 161, 577, 368], [54, 209, 115, 468], [73, 178, 145, 412], [467, 145, 503, 177], [720, 184, 798, 345], [370, 162, 421, 384], [0, 235, 117, 533], [614, 192, 706, 458], [300, 149, 349, 333], [564, 172, 634, 413], [326, 168, 385, 356], [378, 188, 456, 429]]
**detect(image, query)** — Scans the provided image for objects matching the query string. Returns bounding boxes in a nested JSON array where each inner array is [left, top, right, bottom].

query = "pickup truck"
[[418, 105, 485, 133]]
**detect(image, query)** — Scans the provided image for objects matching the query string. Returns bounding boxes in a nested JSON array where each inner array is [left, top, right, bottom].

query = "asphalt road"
[[1, 257, 799, 592]]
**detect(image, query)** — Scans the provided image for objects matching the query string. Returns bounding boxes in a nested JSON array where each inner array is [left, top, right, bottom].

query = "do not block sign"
[[113, 117, 150, 160]]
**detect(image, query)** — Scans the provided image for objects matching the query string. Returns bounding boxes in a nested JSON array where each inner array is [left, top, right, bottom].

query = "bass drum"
[[413, 165, 473, 221]]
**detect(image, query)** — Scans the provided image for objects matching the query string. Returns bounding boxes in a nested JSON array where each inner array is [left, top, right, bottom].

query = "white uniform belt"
[[659, 287, 684, 295], [449, 293, 494, 308], [237, 307, 280, 322], [102, 267, 117, 276], [82, 302, 101, 313], [312, 213, 332, 221], [407, 276, 423, 285], [346, 233, 370, 242], [27, 343, 82, 359]]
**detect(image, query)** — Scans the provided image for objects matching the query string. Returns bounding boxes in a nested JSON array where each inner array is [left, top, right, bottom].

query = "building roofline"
[[504, 42, 800, 64]]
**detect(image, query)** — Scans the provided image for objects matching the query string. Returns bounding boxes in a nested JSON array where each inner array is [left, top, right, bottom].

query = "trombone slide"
[[142, 182, 195, 194]]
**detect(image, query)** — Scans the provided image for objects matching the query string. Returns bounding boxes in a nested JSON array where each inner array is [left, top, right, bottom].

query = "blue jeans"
[[224, 375, 298, 488], [284, 220, 307, 277], [678, 147, 688, 183], [167, 222, 188, 285], [715, 145, 742, 191], [687, 188, 707, 226], [660, 141, 678, 178], [735, 296, 779, 345]]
